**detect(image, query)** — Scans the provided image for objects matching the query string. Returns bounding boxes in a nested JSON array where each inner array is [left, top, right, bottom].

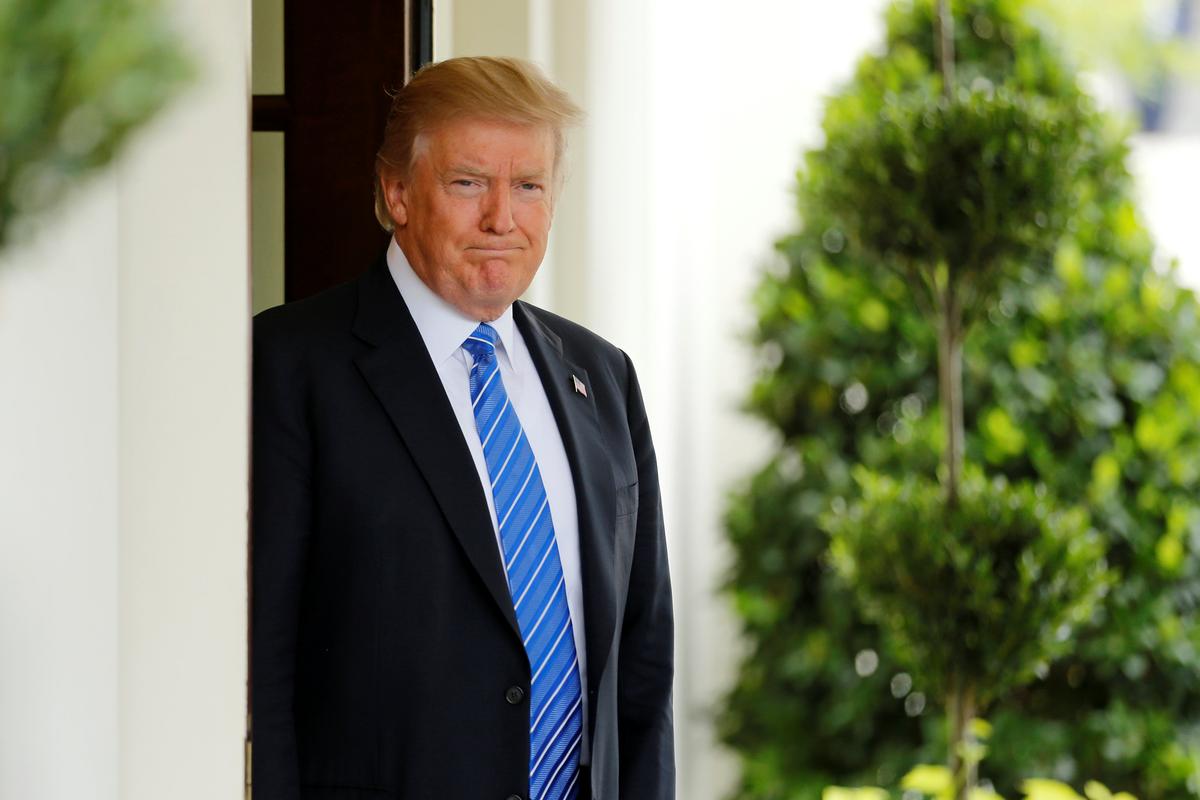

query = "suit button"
[[505, 685, 525, 704], [505, 795, 523, 800]]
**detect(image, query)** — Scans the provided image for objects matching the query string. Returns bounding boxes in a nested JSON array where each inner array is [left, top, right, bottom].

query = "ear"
[[382, 173, 410, 229]]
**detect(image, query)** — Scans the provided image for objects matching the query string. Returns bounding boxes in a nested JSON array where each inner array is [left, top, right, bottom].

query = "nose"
[[480, 184, 516, 234]]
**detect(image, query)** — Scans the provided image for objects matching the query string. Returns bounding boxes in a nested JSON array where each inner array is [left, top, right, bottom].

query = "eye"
[[447, 178, 485, 196], [517, 182, 543, 193]]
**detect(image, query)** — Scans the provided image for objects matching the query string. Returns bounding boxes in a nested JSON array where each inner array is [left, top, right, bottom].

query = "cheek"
[[521, 207, 553, 242], [426, 201, 476, 241]]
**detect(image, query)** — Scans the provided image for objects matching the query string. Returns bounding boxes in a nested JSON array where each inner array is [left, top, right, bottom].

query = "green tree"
[[721, 1, 1200, 798], [0, 0, 190, 251], [813, 2, 1111, 795]]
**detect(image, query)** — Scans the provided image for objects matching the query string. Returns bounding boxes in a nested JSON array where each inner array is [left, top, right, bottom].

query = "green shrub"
[[824, 468, 1110, 710], [721, 1, 1200, 798]]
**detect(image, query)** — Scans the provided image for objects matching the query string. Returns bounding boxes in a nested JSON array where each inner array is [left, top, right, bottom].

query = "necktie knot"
[[462, 323, 498, 367]]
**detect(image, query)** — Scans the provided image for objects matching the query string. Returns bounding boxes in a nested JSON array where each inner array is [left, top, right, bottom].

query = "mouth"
[[468, 246, 523, 256]]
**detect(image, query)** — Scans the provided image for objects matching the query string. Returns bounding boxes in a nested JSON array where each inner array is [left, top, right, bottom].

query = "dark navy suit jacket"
[[251, 258, 675, 800]]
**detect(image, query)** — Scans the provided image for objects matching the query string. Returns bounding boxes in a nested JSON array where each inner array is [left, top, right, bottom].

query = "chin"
[[477, 274, 533, 302], [473, 257, 524, 279], [456, 286, 521, 321]]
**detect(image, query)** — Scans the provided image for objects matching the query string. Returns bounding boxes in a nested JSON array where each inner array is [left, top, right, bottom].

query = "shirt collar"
[[386, 237, 517, 368]]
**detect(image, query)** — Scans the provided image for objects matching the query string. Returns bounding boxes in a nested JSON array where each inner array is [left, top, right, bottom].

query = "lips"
[[468, 247, 523, 257]]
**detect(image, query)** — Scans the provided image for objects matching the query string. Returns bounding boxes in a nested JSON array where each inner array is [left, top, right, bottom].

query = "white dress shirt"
[[387, 238, 590, 760]]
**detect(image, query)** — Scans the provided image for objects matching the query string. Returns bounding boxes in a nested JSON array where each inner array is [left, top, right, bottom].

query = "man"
[[252, 56, 674, 800]]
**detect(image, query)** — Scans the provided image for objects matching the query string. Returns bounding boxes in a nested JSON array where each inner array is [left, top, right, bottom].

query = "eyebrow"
[[442, 165, 550, 182], [444, 165, 489, 179]]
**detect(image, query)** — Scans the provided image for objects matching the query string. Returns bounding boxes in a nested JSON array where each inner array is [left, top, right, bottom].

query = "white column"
[[0, 0, 251, 796], [0, 180, 121, 800], [115, 0, 249, 796]]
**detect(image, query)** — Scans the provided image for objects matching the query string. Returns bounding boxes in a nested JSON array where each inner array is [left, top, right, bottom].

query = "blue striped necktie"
[[462, 323, 583, 800]]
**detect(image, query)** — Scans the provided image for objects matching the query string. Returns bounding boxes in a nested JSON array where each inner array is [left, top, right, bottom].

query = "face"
[[383, 117, 557, 321]]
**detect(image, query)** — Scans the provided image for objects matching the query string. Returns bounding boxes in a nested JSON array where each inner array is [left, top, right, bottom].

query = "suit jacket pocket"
[[616, 481, 639, 519]]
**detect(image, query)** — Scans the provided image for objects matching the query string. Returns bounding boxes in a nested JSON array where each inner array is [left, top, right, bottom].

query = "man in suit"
[[252, 56, 674, 800]]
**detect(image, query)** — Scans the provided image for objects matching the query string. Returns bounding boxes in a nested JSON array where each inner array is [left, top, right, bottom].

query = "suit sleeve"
[[616, 352, 676, 799], [251, 315, 312, 799]]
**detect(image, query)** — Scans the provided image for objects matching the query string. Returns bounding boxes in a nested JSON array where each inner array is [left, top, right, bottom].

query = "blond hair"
[[373, 56, 584, 231]]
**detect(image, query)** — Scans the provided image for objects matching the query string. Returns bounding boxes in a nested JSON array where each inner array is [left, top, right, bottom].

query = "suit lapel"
[[515, 303, 617, 701], [351, 260, 520, 640]]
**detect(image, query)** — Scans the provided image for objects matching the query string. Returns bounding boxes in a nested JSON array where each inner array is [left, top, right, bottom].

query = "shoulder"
[[517, 301, 633, 378], [253, 278, 360, 354]]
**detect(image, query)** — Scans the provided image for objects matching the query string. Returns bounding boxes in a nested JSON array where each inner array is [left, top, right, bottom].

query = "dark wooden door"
[[252, 0, 433, 302]]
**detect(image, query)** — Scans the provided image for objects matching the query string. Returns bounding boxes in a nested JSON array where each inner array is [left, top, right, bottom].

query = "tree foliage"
[[814, 84, 1083, 322], [0, 0, 190, 250], [824, 468, 1110, 710], [721, 1, 1200, 798]]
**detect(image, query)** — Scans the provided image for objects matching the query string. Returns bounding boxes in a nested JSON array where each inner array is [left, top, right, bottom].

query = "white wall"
[[0, 180, 121, 799], [644, 5, 891, 797], [0, 0, 250, 797]]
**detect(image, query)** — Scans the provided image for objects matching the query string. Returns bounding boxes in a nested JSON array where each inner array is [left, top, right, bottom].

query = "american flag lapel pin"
[[571, 374, 588, 398]]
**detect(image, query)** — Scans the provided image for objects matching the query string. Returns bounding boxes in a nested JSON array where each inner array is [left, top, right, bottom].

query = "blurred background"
[[1, 0, 1198, 798]]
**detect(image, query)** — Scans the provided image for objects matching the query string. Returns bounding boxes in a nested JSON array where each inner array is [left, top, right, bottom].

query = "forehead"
[[421, 117, 555, 170]]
